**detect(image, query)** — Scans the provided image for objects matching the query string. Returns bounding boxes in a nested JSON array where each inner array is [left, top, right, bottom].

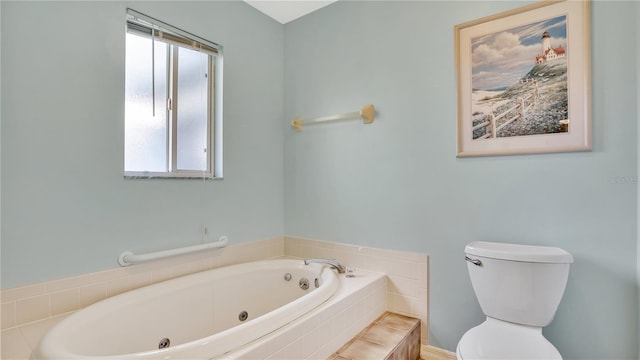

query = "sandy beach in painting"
[[471, 90, 508, 119]]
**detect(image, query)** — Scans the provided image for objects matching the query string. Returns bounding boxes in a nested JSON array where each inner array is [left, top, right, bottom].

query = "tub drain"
[[239, 310, 249, 321], [158, 338, 170, 349]]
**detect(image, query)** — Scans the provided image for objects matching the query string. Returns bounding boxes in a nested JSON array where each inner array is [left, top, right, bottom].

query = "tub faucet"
[[304, 258, 346, 273]]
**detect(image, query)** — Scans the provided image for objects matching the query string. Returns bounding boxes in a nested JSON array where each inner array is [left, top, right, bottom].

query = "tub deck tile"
[[329, 312, 420, 360]]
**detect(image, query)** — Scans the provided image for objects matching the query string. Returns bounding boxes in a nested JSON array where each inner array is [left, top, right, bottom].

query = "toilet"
[[457, 241, 573, 360]]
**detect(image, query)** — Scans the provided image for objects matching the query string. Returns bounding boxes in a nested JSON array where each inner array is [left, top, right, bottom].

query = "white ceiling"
[[244, 0, 338, 24]]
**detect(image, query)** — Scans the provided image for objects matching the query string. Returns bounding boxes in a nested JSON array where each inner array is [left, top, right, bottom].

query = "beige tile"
[[151, 262, 192, 284], [301, 243, 315, 259], [412, 260, 428, 286], [182, 257, 210, 275], [127, 272, 153, 291], [262, 243, 283, 259], [208, 250, 224, 269], [250, 236, 281, 250], [411, 296, 428, 320], [392, 259, 413, 279], [218, 246, 243, 267], [392, 294, 412, 315], [105, 277, 133, 298], [391, 249, 427, 263], [16, 295, 49, 325], [388, 276, 412, 296], [1, 284, 47, 303], [18, 314, 69, 349], [82, 266, 130, 284], [304, 238, 322, 248], [244, 243, 267, 262], [266, 326, 318, 360], [284, 237, 303, 258], [354, 245, 383, 257], [337, 338, 391, 359], [1, 328, 32, 360], [2, 301, 17, 330], [414, 286, 428, 300], [386, 290, 396, 310], [78, 283, 106, 308], [373, 255, 394, 275], [45, 274, 92, 293], [50, 289, 78, 316]]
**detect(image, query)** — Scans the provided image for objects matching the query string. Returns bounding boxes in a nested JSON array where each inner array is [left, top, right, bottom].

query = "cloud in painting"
[[472, 16, 566, 90]]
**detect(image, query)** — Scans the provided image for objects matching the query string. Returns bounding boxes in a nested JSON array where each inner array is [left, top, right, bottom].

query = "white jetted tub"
[[31, 259, 341, 359]]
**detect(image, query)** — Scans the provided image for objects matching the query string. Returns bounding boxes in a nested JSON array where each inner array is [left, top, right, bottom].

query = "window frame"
[[124, 9, 223, 180]]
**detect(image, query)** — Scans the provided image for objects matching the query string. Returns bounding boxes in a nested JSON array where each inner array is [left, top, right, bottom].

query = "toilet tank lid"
[[465, 241, 573, 263]]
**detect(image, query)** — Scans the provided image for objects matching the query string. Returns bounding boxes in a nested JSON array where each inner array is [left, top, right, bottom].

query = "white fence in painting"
[[473, 80, 539, 139]]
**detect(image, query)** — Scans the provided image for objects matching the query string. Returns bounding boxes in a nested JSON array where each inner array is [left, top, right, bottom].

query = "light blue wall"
[[283, 1, 638, 359], [2, 1, 639, 359], [1, 1, 284, 288], [637, 1, 640, 357]]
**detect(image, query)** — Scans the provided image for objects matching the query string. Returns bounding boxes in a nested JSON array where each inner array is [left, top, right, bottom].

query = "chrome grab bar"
[[465, 255, 482, 266]]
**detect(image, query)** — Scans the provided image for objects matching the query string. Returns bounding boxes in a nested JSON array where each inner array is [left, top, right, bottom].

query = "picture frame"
[[455, 0, 591, 157]]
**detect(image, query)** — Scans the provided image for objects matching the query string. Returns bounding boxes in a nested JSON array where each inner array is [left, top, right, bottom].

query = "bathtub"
[[31, 259, 343, 359]]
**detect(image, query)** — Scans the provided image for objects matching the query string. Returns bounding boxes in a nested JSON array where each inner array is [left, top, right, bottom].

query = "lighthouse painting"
[[455, 0, 591, 157], [469, 15, 568, 140]]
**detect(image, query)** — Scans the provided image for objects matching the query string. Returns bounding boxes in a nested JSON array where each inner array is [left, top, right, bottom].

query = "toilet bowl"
[[456, 317, 561, 360], [457, 241, 573, 360]]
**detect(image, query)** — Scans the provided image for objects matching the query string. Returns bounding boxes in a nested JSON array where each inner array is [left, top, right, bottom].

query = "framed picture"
[[455, 0, 591, 157]]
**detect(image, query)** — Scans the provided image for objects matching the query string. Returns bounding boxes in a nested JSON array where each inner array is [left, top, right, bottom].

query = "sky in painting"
[[472, 15, 566, 90]]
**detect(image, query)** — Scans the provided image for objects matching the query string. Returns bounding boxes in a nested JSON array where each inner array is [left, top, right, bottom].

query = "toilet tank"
[[465, 241, 573, 327]]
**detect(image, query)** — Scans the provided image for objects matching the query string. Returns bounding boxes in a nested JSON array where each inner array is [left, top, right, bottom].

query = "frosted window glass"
[[124, 34, 168, 172], [176, 47, 209, 171], [124, 10, 222, 179]]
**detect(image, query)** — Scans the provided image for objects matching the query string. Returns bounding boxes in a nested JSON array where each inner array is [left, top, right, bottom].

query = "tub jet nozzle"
[[158, 338, 170, 349]]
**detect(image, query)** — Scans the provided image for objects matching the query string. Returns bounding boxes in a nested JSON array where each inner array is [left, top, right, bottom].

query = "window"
[[125, 9, 223, 179]]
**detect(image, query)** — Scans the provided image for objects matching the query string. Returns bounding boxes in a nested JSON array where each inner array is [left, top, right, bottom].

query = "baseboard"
[[421, 344, 456, 360]]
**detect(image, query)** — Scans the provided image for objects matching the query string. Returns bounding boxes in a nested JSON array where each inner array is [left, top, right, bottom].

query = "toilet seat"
[[456, 317, 562, 360]]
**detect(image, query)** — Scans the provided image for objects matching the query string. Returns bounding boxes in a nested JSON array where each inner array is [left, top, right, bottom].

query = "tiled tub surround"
[[1, 237, 284, 359], [32, 259, 344, 359], [285, 236, 429, 345], [1, 236, 428, 359]]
